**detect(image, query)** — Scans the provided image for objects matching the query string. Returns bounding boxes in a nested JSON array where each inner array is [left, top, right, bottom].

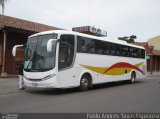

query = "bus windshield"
[[24, 34, 57, 72]]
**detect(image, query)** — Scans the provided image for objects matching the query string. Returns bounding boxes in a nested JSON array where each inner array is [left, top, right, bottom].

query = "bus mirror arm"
[[12, 45, 24, 57], [47, 39, 57, 52]]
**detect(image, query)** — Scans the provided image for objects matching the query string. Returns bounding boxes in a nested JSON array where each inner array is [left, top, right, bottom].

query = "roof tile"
[[132, 42, 160, 56], [0, 14, 62, 32]]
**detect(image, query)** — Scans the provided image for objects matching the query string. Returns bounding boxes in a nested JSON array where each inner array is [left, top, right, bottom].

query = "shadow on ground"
[[25, 80, 145, 95]]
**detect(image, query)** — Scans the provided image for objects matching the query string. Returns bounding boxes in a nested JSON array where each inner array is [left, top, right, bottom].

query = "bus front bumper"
[[23, 76, 60, 89]]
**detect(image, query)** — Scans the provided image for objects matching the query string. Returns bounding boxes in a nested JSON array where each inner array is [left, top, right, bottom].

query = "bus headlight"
[[42, 74, 55, 81], [24, 74, 55, 81]]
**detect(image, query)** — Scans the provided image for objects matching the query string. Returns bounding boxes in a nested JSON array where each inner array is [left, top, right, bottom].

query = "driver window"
[[58, 35, 75, 70]]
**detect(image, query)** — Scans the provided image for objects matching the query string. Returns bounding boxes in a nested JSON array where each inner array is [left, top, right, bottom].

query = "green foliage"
[[118, 35, 137, 43]]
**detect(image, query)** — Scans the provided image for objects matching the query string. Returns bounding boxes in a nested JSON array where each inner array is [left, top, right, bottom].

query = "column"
[[159, 57, 160, 71], [155, 56, 157, 71], [150, 46, 154, 74], [1, 30, 7, 77], [150, 55, 153, 74]]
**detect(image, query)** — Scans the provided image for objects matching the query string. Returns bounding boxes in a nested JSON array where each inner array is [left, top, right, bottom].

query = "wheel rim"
[[131, 73, 135, 83], [81, 78, 89, 88]]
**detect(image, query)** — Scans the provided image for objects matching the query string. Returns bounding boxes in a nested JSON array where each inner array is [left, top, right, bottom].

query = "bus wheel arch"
[[130, 71, 136, 83], [79, 72, 93, 91]]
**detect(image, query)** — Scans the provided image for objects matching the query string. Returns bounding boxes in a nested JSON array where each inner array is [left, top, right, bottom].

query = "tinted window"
[[58, 35, 75, 70], [77, 36, 145, 59], [109, 43, 115, 55], [141, 49, 145, 59], [137, 49, 141, 58], [130, 47, 134, 57], [122, 45, 129, 57], [114, 44, 121, 56], [77, 36, 95, 53], [95, 40, 103, 54], [102, 42, 110, 55]]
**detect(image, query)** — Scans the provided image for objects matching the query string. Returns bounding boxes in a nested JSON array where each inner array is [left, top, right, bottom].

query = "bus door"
[[58, 35, 77, 87]]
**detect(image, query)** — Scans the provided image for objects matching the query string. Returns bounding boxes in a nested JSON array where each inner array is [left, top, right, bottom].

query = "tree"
[[129, 35, 137, 43], [118, 35, 137, 43], [118, 36, 129, 42], [0, 0, 8, 14]]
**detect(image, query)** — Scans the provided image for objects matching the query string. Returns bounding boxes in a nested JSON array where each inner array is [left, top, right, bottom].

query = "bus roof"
[[29, 30, 145, 49]]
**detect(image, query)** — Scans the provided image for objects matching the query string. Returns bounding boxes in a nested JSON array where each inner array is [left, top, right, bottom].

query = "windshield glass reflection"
[[24, 34, 57, 72]]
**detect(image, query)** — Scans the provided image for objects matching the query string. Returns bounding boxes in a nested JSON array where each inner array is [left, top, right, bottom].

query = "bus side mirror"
[[47, 39, 57, 52], [12, 45, 24, 57]]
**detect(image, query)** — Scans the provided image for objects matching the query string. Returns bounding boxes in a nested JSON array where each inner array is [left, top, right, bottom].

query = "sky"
[[1, 0, 160, 42]]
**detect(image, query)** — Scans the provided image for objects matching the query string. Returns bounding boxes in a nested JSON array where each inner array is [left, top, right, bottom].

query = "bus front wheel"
[[79, 76, 90, 91]]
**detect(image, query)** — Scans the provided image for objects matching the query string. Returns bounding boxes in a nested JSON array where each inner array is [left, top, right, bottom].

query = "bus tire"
[[79, 75, 91, 91], [130, 71, 136, 83]]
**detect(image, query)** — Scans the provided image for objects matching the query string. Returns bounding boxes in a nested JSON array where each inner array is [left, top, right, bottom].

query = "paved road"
[[0, 76, 160, 113]]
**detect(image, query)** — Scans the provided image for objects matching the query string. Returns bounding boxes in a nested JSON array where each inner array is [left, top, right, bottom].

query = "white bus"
[[12, 30, 146, 91]]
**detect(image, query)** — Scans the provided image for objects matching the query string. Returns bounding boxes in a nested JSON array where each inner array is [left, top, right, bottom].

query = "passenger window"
[[95, 40, 103, 54], [77, 36, 85, 52], [77, 36, 95, 54], [102, 42, 110, 55], [110, 43, 115, 55], [132, 48, 138, 58], [115, 44, 121, 56], [137, 49, 141, 58], [58, 35, 75, 70], [122, 46, 129, 57], [141, 49, 145, 59], [130, 47, 134, 57]]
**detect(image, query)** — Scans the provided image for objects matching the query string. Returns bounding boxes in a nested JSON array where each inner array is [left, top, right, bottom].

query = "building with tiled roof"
[[0, 15, 62, 76], [153, 50, 160, 56], [148, 35, 160, 50], [0, 14, 62, 32], [132, 42, 153, 55], [132, 42, 160, 72]]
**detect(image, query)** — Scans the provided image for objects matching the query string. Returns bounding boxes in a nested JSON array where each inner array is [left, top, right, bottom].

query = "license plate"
[[32, 83, 38, 87]]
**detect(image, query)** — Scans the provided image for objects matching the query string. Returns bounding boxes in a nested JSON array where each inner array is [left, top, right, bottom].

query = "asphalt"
[[0, 72, 160, 113], [0, 77, 20, 95], [0, 72, 159, 95]]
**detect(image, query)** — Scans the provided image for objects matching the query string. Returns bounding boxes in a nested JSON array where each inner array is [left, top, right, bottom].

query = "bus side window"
[[110, 43, 115, 55], [77, 36, 95, 54], [104, 42, 110, 55], [88, 39, 95, 54], [127, 46, 130, 57], [122, 46, 129, 57], [132, 48, 137, 58], [141, 49, 145, 59], [137, 49, 141, 58], [130, 47, 134, 57], [77, 36, 86, 53], [115, 44, 121, 56], [95, 40, 103, 54], [58, 35, 75, 70]]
